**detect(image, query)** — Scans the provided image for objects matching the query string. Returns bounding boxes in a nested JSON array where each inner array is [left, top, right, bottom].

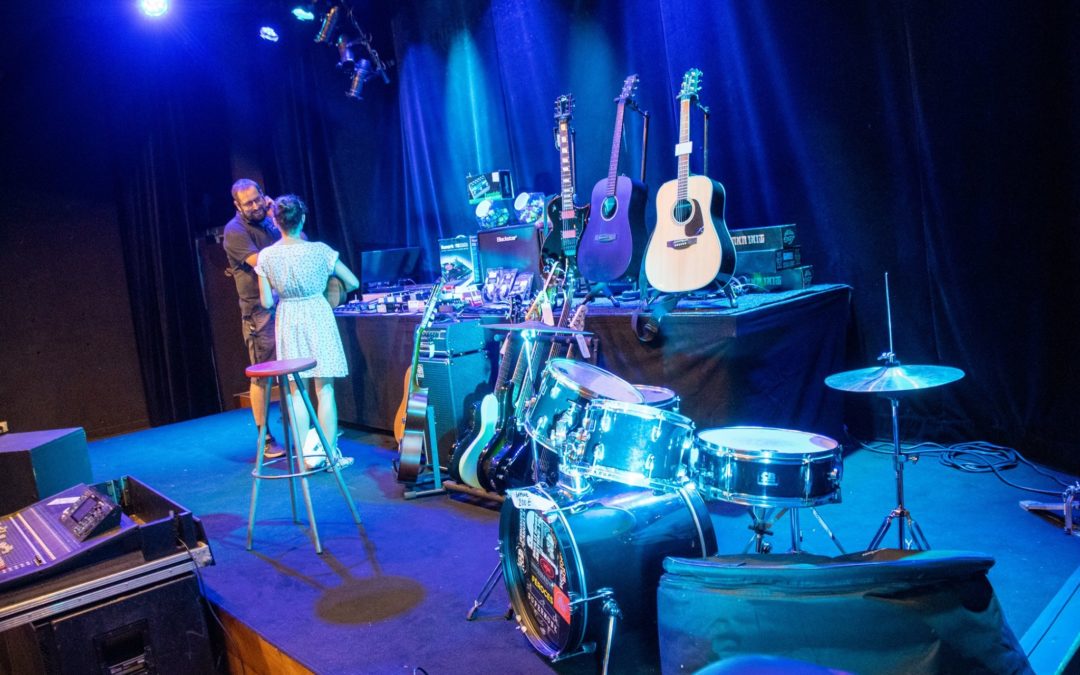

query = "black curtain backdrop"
[[0, 2, 1076, 471]]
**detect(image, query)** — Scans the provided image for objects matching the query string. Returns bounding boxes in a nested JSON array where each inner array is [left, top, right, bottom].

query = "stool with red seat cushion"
[[245, 357, 361, 554]]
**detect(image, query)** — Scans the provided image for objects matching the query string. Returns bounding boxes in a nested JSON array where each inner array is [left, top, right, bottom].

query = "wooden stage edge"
[[213, 603, 314, 675]]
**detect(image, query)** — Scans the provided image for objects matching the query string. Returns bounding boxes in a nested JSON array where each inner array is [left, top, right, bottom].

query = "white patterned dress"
[[255, 240, 348, 379]]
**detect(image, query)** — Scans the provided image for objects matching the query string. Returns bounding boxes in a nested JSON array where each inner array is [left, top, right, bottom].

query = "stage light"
[[291, 6, 316, 22], [336, 35, 357, 69], [313, 5, 340, 43], [346, 59, 373, 100], [260, 27, 280, 42], [139, 0, 168, 18]]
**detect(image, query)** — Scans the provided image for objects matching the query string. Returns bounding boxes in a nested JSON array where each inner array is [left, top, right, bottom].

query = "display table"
[[336, 284, 852, 440]]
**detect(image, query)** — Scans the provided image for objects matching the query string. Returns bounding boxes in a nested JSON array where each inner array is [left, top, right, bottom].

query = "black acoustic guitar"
[[580, 74, 648, 283], [542, 94, 590, 264], [643, 68, 736, 293]]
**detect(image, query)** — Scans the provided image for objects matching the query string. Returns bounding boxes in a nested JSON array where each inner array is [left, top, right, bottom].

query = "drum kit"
[[477, 275, 966, 670]]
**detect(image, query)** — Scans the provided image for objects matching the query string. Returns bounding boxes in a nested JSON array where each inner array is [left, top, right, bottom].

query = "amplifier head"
[[476, 223, 543, 292]]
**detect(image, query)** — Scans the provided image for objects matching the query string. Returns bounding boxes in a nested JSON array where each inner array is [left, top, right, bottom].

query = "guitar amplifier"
[[418, 319, 486, 357], [476, 223, 543, 291], [415, 350, 491, 469]]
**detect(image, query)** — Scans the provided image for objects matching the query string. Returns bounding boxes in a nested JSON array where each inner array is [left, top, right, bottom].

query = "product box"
[[733, 246, 802, 275], [748, 264, 813, 291], [438, 234, 481, 284], [729, 224, 797, 251]]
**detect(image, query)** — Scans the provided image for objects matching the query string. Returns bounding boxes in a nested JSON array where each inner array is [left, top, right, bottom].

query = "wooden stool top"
[[246, 358, 317, 378]]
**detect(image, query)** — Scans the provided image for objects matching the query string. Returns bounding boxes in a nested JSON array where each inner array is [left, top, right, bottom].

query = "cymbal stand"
[[867, 392, 931, 551]]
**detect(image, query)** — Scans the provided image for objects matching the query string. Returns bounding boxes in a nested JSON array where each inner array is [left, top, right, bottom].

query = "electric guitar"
[[487, 292, 587, 495], [643, 68, 736, 293], [453, 266, 560, 489], [395, 278, 446, 483], [543, 95, 590, 264], [580, 74, 649, 283]]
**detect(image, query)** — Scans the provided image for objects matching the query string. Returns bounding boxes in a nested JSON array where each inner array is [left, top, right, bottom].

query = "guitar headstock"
[[678, 68, 703, 102], [554, 94, 574, 121], [616, 74, 639, 104]]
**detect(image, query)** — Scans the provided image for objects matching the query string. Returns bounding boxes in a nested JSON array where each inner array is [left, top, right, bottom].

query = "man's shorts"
[[243, 306, 276, 382]]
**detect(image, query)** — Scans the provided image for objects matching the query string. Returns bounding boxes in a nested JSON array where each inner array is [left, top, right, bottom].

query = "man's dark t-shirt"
[[223, 214, 280, 317]]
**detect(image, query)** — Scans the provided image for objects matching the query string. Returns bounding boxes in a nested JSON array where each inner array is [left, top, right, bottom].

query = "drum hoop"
[[508, 483, 588, 657], [588, 399, 693, 427], [695, 426, 839, 457], [674, 484, 715, 557], [546, 359, 644, 403]]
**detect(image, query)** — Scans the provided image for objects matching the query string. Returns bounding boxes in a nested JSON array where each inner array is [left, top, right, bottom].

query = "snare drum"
[[523, 359, 643, 455], [567, 400, 695, 489], [632, 384, 681, 412], [694, 426, 842, 507]]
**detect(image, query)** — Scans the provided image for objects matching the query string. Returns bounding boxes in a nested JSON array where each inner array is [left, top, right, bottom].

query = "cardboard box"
[[729, 224, 797, 251]]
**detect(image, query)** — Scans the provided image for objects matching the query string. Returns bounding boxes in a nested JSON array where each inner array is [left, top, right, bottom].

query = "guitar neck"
[[677, 97, 691, 202], [605, 101, 628, 197], [558, 119, 575, 215]]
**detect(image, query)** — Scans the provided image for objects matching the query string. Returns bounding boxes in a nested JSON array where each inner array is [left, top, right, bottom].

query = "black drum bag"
[[657, 549, 1031, 675]]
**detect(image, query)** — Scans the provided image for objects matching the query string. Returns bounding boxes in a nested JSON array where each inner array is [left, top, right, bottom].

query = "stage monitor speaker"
[[26, 574, 215, 675], [0, 428, 92, 514], [416, 350, 491, 469], [476, 223, 543, 290]]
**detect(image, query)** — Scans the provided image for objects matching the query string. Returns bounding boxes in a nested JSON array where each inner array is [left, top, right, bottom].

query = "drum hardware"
[[743, 506, 847, 555], [484, 320, 593, 335], [824, 272, 965, 551], [466, 547, 514, 622], [560, 587, 621, 675]]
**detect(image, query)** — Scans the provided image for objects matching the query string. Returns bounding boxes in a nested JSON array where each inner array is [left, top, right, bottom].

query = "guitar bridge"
[[593, 233, 616, 243], [666, 237, 698, 250]]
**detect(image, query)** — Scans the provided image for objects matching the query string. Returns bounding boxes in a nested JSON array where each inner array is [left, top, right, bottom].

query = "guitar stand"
[[584, 282, 619, 307], [466, 549, 513, 621], [403, 407, 447, 499]]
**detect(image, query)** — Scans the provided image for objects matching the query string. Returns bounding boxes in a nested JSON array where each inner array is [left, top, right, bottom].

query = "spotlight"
[[313, 5, 340, 43], [139, 0, 168, 17], [259, 27, 280, 42], [291, 6, 316, 22], [346, 59, 373, 99], [336, 35, 357, 69]]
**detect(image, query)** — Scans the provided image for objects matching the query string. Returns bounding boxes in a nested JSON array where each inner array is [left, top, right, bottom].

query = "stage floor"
[[84, 408, 1079, 674]]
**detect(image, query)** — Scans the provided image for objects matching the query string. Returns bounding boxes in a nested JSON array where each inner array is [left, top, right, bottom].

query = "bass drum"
[[500, 479, 716, 661]]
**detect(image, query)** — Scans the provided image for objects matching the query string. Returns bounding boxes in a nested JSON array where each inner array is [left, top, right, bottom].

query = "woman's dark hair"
[[273, 194, 307, 234]]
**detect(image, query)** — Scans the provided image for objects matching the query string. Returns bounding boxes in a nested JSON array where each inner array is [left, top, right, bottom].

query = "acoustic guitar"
[[395, 278, 445, 483], [580, 74, 648, 283], [643, 68, 736, 293], [542, 95, 590, 264], [324, 276, 347, 308]]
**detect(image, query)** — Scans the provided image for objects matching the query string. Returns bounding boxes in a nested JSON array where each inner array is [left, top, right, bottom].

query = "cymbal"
[[484, 320, 591, 336], [824, 364, 965, 393]]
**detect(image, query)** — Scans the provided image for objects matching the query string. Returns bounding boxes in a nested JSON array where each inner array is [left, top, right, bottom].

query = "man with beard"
[[223, 178, 286, 459]]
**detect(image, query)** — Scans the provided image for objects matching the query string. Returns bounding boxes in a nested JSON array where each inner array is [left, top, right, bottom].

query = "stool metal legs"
[[247, 372, 361, 555]]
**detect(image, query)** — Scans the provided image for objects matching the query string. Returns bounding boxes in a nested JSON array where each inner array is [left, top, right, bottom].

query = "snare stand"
[[745, 506, 846, 554]]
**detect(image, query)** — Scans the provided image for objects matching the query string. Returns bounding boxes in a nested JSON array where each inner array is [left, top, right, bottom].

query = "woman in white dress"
[[256, 195, 359, 469]]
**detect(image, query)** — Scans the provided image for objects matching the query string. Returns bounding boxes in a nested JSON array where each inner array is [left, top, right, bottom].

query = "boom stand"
[[867, 395, 931, 550]]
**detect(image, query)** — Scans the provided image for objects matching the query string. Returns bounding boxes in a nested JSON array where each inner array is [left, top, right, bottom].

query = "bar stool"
[[246, 357, 362, 554]]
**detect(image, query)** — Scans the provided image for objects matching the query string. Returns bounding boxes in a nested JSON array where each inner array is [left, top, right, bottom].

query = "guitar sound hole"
[[601, 196, 618, 220], [672, 199, 693, 224]]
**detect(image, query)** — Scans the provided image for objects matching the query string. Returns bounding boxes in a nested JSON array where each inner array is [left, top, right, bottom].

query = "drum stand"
[[745, 506, 846, 555], [466, 549, 512, 621], [867, 395, 931, 551]]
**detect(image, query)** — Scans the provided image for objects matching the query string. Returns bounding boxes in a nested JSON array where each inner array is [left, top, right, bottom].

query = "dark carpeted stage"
[[82, 408, 1078, 674]]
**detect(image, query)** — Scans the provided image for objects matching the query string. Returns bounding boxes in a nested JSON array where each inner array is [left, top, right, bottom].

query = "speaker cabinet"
[[0, 429, 91, 514], [26, 574, 215, 675], [415, 351, 491, 468]]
